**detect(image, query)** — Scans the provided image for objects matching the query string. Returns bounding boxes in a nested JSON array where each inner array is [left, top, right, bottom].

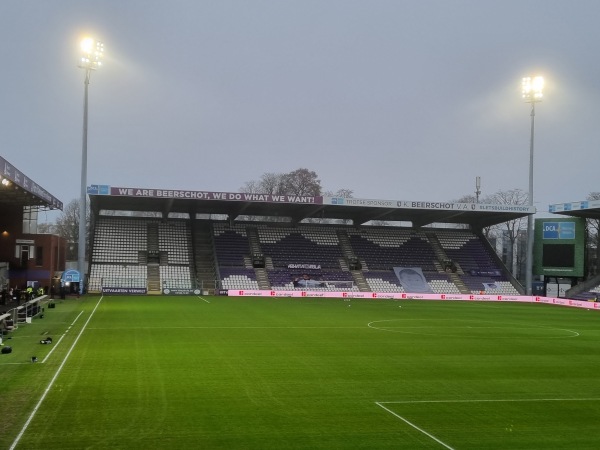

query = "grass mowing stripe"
[[9, 298, 103, 450], [376, 402, 456, 450]]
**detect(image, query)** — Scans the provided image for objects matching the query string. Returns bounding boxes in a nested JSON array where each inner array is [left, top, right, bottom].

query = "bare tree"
[[241, 172, 287, 195], [323, 188, 354, 199], [280, 168, 322, 196], [487, 189, 529, 277], [54, 200, 81, 243], [239, 168, 323, 222], [53, 199, 90, 259]]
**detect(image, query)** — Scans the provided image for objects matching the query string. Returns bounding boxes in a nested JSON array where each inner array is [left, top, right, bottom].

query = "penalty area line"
[[9, 297, 104, 450], [375, 402, 455, 450]]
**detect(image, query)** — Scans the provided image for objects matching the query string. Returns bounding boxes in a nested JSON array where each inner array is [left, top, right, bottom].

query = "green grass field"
[[2, 295, 600, 449]]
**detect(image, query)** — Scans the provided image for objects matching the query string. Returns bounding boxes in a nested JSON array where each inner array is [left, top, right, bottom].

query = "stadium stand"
[[435, 229, 519, 295], [88, 215, 520, 295], [89, 217, 194, 292]]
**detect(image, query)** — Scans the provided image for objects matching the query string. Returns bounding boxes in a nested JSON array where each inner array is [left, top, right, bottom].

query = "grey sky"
[[1, 1, 599, 222]]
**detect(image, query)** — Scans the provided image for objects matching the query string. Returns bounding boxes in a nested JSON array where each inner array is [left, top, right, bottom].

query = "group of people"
[[0, 285, 45, 305]]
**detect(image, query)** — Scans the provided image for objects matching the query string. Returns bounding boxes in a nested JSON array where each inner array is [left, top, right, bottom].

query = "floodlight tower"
[[78, 38, 104, 294], [522, 76, 544, 296]]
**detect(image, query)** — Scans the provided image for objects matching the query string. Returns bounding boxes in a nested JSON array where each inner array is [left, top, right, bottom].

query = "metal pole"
[[525, 102, 535, 295], [78, 70, 90, 295]]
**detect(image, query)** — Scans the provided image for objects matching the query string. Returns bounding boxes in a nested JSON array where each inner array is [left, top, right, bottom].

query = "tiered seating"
[[436, 230, 519, 294], [219, 268, 259, 290], [212, 224, 256, 289], [88, 218, 523, 295], [364, 270, 460, 294], [89, 218, 149, 292], [348, 228, 437, 271], [436, 230, 495, 273], [257, 225, 342, 268], [213, 223, 250, 267], [160, 266, 193, 289], [158, 221, 192, 265], [365, 274, 405, 293], [90, 217, 196, 292], [157, 220, 193, 289], [257, 224, 355, 289], [428, 277, 462, 294], [349, 227, 437, 292], [92, 217, 147, 264], [88, 264, 147, 291]]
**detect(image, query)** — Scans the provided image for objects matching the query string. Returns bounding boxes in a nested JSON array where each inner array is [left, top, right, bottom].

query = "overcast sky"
[[1, 1, 599, 223]]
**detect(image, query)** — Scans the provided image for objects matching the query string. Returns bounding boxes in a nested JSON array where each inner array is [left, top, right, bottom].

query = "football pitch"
[[2, 295, 600, 449]]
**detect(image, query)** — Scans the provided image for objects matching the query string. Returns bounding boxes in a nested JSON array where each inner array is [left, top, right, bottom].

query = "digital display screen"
[[542, 244, 575, 268]]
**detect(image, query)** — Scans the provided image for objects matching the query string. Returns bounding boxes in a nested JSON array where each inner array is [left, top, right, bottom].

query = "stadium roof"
[[549, 199, 600, 220], [88, 185, 534, 229], [0, 156, 63, 210]]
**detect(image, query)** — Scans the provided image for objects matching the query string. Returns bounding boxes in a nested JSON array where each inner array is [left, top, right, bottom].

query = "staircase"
[[336, 229, 356, 261], [146, 223, 161, 293], [246, 226, 262, 255], [245, 226, 271, 289], [425, 231, 470, 294], [448, 271, 471, 294], [350, 270, 370, 292], [147, 264, 161, 294], [147, 223, 160, 265], [254, 267, 271, 289], [193, 221, 218, 294], [337, 229, 370, 291]]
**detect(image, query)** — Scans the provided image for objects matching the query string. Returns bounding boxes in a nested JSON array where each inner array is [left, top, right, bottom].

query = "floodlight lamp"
[[81, 38, 94, 53], [522, 76, 544, 102], [1, 178, 10, 186], [78, 38, 104, 70]]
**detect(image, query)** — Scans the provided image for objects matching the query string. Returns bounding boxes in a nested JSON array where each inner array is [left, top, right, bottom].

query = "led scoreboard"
[[533, 218, 585, 277]]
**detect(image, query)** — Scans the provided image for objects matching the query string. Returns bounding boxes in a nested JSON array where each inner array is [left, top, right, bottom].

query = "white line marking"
[[10, 297, 104, 450], [379, 397, 600, 404], [375, 397, 600, 448], [367, 319, 580, 338], [86, 326, 367, 330], [375, 402, 455, 450], [41, 334, 66, 364], [71, 310, 84, 326], [197, 296, 210, 303]]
